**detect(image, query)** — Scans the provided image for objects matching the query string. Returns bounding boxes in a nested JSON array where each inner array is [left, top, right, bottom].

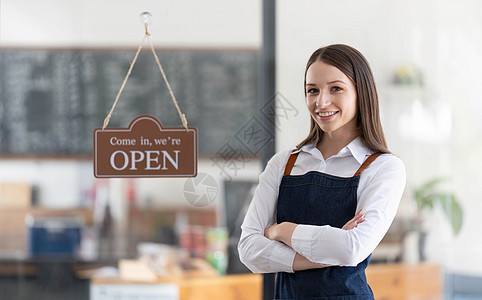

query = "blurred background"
[[1, 0, 481, 299]]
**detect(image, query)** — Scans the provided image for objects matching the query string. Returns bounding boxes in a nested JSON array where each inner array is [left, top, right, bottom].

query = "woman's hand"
[[264, 222, 297, 247], [264, 223, 279, 241], [342, 209, 365, 230]]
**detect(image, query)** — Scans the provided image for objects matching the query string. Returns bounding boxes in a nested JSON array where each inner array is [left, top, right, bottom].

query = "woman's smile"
[[316, 111, 339, 120]]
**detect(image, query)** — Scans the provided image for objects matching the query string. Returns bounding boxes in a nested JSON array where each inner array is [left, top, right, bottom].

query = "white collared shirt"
[[238, 137, 406, 273]]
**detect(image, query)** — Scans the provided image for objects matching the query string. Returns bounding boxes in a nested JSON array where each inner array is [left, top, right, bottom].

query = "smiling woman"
[[238, 44, 406, 300]]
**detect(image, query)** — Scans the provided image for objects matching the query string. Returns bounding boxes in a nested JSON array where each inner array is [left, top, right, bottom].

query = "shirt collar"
[[346, 136, 374, 165], [297, 136, 373, 164]]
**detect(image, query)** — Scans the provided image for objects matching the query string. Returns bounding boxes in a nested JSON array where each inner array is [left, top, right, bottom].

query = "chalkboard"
[[0, 48, 259, 156]]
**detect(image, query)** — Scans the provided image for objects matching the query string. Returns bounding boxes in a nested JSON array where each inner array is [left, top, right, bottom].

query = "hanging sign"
[[94, 115, 197, 178], [94, 13, 196, 178]]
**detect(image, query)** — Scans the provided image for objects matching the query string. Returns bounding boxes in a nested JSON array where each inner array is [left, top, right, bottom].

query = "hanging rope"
[[102, 21, 188, 131], [146, 35, 188, 130]]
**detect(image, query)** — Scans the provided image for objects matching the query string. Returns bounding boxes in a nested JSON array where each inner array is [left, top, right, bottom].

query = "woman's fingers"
[[346, 210, 364, 226], [342, 218, 360, 230], [341, 209, 365, 230]]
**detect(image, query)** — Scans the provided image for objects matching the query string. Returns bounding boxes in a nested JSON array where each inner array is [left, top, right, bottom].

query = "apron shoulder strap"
[[283, 150, 299, 176], [354, 153, 382, 176]]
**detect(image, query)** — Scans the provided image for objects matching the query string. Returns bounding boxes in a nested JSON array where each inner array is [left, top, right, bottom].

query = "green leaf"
[[417, 193, 435, 210], [413, 177, 450, 210], [413, 177, 463, 235], [436, 193, 463, 235]]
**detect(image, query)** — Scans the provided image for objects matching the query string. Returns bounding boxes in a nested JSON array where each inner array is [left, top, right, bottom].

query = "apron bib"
[[275, 151, 381, 300]]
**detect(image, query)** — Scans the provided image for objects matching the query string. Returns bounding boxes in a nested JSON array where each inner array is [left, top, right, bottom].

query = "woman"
[[238, 44, 406, 299]]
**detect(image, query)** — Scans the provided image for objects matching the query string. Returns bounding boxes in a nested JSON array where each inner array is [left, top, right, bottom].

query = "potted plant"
[[412, 177, 463, 260]]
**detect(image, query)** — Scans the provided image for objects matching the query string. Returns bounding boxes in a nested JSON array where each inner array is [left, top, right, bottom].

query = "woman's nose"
[[316, 92, 331, 108]]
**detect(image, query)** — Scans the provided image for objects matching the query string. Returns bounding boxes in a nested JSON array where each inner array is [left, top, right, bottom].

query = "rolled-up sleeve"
[[290, 155, 406, 266], [238, 150, 297, 273]]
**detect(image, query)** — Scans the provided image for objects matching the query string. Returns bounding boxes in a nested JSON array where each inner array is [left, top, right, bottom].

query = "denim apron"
[[275, 151, 381, 300]]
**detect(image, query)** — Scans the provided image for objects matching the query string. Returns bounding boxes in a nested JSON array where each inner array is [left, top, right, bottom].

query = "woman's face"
[[305, 60, 358, 138]]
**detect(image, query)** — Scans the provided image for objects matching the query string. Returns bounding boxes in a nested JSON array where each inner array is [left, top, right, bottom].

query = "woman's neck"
[[317, 130, 361, 160]]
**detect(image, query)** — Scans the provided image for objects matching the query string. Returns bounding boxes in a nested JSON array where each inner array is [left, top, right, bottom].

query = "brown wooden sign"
[[94, 115, 197, 178]]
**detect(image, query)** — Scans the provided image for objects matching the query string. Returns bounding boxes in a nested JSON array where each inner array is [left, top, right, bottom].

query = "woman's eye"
[[331, 86, 342, 92], [307, 88, 319, 94]]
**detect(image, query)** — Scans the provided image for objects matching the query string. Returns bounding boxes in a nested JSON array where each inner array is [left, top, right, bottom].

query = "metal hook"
[[140, 12, 153, 36]]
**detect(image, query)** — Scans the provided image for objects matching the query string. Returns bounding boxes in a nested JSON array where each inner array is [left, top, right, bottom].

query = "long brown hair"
[[297, 44, 389, 154]]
